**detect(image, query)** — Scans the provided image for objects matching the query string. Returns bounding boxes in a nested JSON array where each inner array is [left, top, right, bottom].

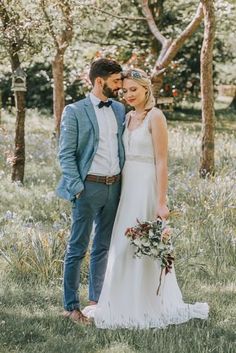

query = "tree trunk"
[[0, 3, 26, 183], [40, 0, 73, 137], [11, 50, 26, 184], [52, 51, 65, 138], [11, 90, 26, 183], [229, 91, 236, 109], [0, 90, 2, 125], [199, 0, 215, 177], [151, 71, 165, 101]]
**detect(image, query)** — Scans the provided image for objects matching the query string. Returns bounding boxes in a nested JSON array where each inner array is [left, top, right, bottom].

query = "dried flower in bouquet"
[[125, 218, 174, 295]]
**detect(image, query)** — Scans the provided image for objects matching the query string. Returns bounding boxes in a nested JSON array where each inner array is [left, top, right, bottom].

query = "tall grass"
[[0, 108, 235, 353]]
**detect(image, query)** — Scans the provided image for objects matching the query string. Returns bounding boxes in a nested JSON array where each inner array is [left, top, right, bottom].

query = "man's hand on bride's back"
[[156, 204, 169, 220]]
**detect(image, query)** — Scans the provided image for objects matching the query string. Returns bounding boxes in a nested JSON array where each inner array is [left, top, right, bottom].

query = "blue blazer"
[[56, 96, 125, 201]]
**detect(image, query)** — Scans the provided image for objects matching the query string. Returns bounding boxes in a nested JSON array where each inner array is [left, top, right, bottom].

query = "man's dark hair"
[[89, 58, 122, 85]]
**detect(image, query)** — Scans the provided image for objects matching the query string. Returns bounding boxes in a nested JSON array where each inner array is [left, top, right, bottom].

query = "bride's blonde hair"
[[122, 68, 155, 111]]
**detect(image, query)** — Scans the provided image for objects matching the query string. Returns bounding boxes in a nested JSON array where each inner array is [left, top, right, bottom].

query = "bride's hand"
[[156, 204, 169, 220]]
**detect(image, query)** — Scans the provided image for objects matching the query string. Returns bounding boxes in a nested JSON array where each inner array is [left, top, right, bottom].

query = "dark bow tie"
[[98, 100, 112, 109]]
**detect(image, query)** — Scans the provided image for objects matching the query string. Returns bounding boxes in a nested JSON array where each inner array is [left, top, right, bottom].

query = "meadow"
[[0, 106, 235, 353]]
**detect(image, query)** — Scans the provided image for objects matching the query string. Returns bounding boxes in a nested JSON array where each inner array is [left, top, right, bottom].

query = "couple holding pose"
[[57, 58, 208, 329]]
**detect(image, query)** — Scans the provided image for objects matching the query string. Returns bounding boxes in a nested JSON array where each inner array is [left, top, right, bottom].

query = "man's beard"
[[102, 83, 119, 98]]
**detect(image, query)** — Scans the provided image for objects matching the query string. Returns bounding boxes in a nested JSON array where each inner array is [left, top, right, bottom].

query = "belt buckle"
[[105, 176, 113, 185]]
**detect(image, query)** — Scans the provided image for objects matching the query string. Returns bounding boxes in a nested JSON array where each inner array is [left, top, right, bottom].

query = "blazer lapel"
[[84, 96, 99, 139]]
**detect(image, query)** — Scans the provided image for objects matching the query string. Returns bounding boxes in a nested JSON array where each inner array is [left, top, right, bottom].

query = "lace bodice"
[[123, 110, 155, 164]]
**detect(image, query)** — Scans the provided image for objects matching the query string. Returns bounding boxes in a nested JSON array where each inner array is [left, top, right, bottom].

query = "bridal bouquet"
[[125, 218, 174, 295]]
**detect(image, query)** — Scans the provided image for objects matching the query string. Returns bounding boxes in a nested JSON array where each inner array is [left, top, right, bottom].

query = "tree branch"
[[58, 0, 73, 50], [0, 2, 21, 69], [140, 0, 167, 45], [152, 3, 204, 77], [40, 0, 59, 49], [81, 39, 114, 46], [80, 4, 146, 21]]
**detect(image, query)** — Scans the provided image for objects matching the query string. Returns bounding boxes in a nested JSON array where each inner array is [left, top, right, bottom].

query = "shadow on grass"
[[0, 309, 95, 353], [1, 290, 236, 353]]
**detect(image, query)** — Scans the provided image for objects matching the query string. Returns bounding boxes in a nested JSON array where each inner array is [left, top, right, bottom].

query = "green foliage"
[[1, 0, 235, 109], [25, 63, 53, 110], [0, 0, 45, 62], [78, 0, 235, 102], [0, 63, 53, 110], [0, 228, 66, 282]]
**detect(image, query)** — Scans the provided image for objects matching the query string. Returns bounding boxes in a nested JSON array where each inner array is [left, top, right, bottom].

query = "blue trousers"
[[63, 180, 121, 311]]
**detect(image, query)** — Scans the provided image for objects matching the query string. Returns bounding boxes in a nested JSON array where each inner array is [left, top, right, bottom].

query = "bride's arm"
[[150, 108, 169, 220]]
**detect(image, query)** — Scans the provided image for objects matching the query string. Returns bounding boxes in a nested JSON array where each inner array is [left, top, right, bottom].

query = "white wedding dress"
[[83, 110, 209, 329]]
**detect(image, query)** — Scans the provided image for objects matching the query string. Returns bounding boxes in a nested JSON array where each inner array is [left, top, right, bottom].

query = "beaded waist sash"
[[125, 155, 155, 164]]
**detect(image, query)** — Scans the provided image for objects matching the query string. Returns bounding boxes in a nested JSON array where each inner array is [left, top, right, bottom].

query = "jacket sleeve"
[[58, 105, 84, 197]]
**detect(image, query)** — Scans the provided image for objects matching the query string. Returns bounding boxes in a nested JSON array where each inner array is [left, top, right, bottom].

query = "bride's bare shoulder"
[[150, 107, 165, 117], [149, 107, 166, 124]]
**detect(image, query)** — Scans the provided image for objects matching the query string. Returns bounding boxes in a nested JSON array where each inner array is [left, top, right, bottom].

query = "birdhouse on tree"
[[11, 67, 27, 92]]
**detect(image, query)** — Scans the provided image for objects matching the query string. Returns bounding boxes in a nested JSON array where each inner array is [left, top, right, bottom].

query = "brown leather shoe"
[[63, 309, 92, 325]]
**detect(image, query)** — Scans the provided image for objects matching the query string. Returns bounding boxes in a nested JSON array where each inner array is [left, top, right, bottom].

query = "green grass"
[[0, 107, 235, 353]]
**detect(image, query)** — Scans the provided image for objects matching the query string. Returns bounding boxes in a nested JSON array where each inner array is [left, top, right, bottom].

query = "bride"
[[83, 68, 209, 329]]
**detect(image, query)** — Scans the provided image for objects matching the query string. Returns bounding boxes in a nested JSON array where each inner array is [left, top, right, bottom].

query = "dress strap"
[[125, 108, 154, 130], [142, 108, 154, 130], [125, 112, 132, 128]]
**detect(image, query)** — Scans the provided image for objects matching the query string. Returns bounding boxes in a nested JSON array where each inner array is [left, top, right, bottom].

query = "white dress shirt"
[[88, 92, 120, 176]]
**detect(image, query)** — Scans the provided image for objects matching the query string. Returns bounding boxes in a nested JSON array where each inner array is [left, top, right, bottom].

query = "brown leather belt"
[[86, 173, 121, 185]]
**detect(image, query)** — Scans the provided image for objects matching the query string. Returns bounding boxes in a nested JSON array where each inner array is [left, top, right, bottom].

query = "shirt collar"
[[90, 92, 110, 107]]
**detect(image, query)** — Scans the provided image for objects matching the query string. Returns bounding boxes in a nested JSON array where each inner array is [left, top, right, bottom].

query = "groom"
[[56, 58, 125, 323]]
